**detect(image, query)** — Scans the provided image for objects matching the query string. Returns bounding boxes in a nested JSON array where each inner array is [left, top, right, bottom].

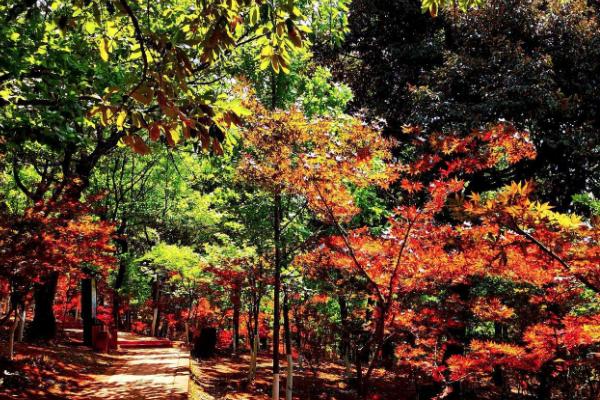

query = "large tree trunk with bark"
[[29, 271, 58, 341]]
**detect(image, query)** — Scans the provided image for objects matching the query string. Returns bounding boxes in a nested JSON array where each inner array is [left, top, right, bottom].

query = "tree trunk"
[[232, 285, 241, 355], [439, 284, 470, 400], [150, 279, 160, 337], [272, 192, 282, 400], [283, 290, 293, 400], [29, 271, 59, 341], [151, 307, 159, 337], [293, 301, 304, 370], [112, 223, 128, 330], [339, 295, 352, 376], [249, 332, 259, 382], [81, 277, 97, 346], [17, 306, 26, 342], [537, 362, 553, 400], [355, 347, 365, 397], [125, 310, 131, 331], [248, 292, 261, 382], [8, 309, 20, 360]]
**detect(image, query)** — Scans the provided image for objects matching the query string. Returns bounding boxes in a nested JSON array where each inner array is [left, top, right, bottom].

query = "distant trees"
[[331, 0, 600, 209]]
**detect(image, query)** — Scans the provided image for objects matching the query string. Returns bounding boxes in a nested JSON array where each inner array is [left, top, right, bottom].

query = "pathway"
[[74, 332, 189, 400]]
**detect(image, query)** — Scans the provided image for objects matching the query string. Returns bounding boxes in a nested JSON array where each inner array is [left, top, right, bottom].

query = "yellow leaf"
[[0, 88, 11, 101], [259, 57, 271, 71], [276, 23, 285, 37], [84, 21, 96, 34], [105, 21, 118, 37], [99, 38, 110, 62], [249, 5, 260, 25], [116, 110, 127, 130]]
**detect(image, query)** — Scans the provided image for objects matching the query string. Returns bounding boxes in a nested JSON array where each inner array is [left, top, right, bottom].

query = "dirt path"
[[74, 333, 189, 400]]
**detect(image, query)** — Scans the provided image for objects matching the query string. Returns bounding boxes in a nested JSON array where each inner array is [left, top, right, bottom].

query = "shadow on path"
[[74, 332, 189, 400]]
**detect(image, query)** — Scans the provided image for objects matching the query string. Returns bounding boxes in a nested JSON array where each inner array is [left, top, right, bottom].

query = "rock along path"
[[75, 332, 189, 400]]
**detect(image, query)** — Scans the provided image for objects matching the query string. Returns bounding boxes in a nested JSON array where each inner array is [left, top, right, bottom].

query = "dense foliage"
[[331, 0, 600, 209], [1, 1, 599, 400]]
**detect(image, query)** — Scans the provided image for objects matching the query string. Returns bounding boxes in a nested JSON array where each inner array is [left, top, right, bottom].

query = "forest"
[[0, 0, 599, 399]]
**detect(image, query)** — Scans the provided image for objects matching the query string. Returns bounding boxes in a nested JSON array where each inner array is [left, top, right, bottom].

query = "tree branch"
[[510, 221, 599, 294], [386, 215, 418, 307], [12, 157, 35, 201], [117, 0, 149, 79], [315, 186, 385, 303]]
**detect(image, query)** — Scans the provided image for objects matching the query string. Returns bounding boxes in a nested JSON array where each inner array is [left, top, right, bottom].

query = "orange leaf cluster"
[[238, 96, 397, 223]]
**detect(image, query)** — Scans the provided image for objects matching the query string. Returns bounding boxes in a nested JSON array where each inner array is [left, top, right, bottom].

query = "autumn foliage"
[[238, 93, 397, 222], [0, 193, 116, 310], [299, 124, 600, 397]]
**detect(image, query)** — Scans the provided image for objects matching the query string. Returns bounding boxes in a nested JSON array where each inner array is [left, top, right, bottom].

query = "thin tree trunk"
[[272, 192, 282, 400], [355, 347, 364, 397], [249, 332, 259, 381], [537, 362, 553, 400], [113, 222, 128, 330], [293, 302, 304, 370], [81, 278, 96, 346], [17, 306, 26, 342], [151, 278, 160, 337], [283, 290, 293, 400], [8, 308, 20, 360], [185, 300, 193, 345], [232, 285, 241, 355], [339, 295, 351, 376], [248, 292, 261, 382]]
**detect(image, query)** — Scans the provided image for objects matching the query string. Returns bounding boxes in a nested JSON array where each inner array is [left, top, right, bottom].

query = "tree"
[[0, 192, 115, 351], [238, 91, 396, 398], [136, 243, 202, 337], [203, 241, 256, 354], [298, 123, 538, 395], [330, 0, 600, 209], [295, 120, 600, 398], [0, 0, 312, 340]]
